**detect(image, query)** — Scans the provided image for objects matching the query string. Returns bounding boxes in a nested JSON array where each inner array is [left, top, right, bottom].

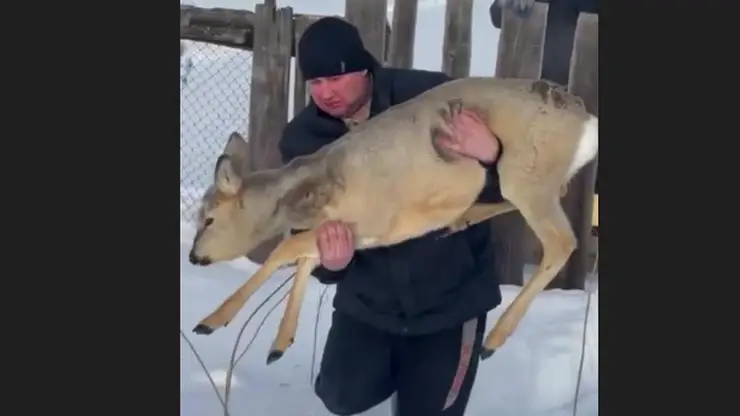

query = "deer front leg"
[[193, 230, 319, 335], [481, 200, 576, 359], [443, 202, 517, 236], [267, 256, 319, 364]]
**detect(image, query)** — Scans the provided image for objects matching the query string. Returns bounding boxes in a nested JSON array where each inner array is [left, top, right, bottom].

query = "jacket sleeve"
[[476, 159, 506, 203], [278, 126, 349, 285], [467, 103, 505, 204], [489, 0, 502, 29]]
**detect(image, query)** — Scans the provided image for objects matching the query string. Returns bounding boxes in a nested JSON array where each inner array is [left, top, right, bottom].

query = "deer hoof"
[[480, 348, 496, 360], [192, 324, 215, 335], [266, 349, 284, 365]]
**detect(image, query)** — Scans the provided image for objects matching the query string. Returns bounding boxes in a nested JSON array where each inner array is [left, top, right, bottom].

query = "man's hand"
[[435, 109, 501, 164], [316, 220, 355, 271]]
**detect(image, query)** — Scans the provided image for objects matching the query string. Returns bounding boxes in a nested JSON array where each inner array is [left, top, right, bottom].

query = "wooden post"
[[292, 16, 313, 116], [245, 1, 295, 264], [388, 0, 418, 68], [553, 12, 599, 289], [491, 3, 549, 287], [441, 0, 473, 77], [247, 1, 271, 166], [344, 0, 389, 63]]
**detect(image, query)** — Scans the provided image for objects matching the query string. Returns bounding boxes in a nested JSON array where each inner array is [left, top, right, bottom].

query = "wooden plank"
[[554, 12, 599, 289], [568, 13, 598, 113], [247, 2, 269, 164], [180, 4, 335, 54], [266, 6, 294, 164], [344, 0, 389, 63], [388, 0, 418, 68], [245, 2, 294, 263], [180, 5, 257, 50], [495, 3, 548, 79], [491, 3, 549, 287], [442, 0, 474, 77], [592, 194, 598, 227], [244, 1, 274, 264], [292, 16, 312, 117], [247, 1, 271, 164]]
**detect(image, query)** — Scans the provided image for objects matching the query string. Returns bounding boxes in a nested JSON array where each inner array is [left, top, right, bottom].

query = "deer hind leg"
[[193, 230, 319, 335], [481, 196, 576, 359], [443, 201, 518, 236], [267, 256, 319, 364]]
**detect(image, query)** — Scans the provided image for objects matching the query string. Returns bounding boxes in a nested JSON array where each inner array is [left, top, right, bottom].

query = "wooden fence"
[[179, 0, 598, 290]]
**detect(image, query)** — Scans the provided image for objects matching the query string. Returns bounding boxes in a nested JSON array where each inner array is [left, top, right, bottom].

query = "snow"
[[180, 221, 599, 416]]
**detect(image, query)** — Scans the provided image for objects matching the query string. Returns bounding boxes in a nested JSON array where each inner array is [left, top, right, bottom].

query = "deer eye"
[[204, 217, 214, 227]]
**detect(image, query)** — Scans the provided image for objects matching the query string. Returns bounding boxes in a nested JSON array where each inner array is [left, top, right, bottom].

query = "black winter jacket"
[[278, 67, 505, 335]]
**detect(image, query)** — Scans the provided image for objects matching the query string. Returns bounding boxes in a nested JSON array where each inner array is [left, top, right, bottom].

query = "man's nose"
[[315, 87, 333, 100]]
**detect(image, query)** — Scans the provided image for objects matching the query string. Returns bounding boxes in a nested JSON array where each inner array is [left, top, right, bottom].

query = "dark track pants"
[[315, 311, 487, 416]]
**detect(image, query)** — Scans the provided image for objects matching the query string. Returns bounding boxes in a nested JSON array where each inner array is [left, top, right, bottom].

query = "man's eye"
[[204, 218, 214, 227]]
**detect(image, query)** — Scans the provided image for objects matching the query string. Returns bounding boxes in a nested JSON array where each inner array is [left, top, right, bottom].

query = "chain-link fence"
[[180, 40, 253, 223]]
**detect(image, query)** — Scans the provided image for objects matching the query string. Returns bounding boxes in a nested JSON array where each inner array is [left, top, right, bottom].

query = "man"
[[279, 17, 505, 416]]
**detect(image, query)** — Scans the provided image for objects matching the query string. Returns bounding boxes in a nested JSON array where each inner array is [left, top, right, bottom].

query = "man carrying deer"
[[278, 16, 506, 416]]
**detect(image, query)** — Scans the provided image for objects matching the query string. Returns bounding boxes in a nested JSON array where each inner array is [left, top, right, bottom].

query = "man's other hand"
[[316, 220, 355, 271]]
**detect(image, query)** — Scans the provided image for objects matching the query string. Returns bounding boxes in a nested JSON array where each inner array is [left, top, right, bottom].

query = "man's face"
[[308, 70, 369, 118]]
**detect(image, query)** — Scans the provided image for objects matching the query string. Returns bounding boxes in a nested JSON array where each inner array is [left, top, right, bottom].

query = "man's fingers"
[[455, 113, 476, 128], [328, 222, 342, 259], [436, 136, 461, 151], [337, 223, 351, 257], [454, 110, 485, 130], [343, 224, 354, 254], [318, 225, 330, 260], [460, 109, 480, 120], [449, 110, 468, 123], [466, 112, 484, 125], [436, 133, 455, 144]]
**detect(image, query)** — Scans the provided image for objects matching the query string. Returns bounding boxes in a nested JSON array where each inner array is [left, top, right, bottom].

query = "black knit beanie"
[[298, 17, 379, 80]]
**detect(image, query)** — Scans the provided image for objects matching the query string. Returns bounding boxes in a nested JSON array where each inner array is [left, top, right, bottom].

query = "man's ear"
[[214, 155, 243, 195]]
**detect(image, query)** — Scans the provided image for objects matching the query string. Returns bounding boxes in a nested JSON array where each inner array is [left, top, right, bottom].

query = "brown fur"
[[187, 76, 598, 364]]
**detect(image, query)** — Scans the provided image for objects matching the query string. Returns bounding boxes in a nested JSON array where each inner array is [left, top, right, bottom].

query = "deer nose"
[[188, 251, 212, 266]]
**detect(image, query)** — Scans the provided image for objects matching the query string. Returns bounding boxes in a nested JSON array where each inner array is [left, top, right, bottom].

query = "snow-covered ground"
[[180, 221, 599, 416]]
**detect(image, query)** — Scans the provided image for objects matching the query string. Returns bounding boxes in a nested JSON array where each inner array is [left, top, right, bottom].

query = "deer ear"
[[223, 132, 250, 162], [214, 155, 242, 195]]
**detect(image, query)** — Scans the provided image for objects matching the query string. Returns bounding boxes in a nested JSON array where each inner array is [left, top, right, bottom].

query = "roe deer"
[[187, 77, 598, 364]]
